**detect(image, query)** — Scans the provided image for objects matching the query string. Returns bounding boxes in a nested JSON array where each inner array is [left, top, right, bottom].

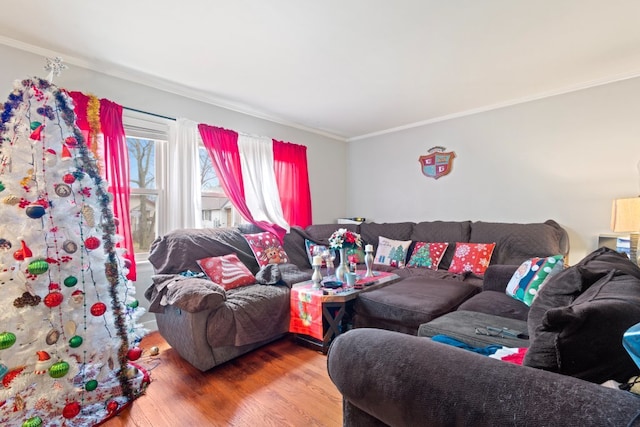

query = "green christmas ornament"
[[127, 299, 139, 309], [29, 121, 41, 130], [85, 379, 98, 391], [0, 331, 16, 349], [0, 182, 4, 192], [22, 416, 42, 427], [27, 259, 49, 275], [49, 360, 70, 378], [69, 335, 83, 348], [63, 276, 78, 287]]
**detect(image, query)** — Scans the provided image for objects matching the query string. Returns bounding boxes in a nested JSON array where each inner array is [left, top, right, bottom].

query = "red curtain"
[[273, 139, 312, 227], [198, 124, 287, 241], [69, 92, 136, 280], [68, 92, 91, 150], [100, 99, 136, 281]]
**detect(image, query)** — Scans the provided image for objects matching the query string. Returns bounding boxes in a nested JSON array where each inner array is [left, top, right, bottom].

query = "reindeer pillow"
[[243, 231, 290, 267]]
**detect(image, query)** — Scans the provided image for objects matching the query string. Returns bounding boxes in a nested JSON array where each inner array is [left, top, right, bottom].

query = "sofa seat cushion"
[[389, 266, 484, 287], [457, 291, 529, 321], [417, 310, 529, 348], [354, 277, 480, 334], [206, 283, 290, 348]]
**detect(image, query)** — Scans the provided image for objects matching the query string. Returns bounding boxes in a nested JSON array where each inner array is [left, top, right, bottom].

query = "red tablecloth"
[[290, 285, 324, 340]]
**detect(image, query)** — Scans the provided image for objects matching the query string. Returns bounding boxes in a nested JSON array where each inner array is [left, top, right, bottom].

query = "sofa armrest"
[[481, 264, 518, 292], [327, 328, 640, 427]]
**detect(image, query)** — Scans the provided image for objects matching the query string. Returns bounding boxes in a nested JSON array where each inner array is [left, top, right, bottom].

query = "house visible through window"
[[199, 146, 243, 228]]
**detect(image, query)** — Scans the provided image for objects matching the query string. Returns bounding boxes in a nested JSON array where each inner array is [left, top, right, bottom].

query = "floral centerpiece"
[[328, 228, 362, 282], [329, 228, 363, 249]]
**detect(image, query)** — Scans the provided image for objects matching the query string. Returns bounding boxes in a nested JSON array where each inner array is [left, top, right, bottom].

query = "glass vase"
[[335, 248, 348, 283]]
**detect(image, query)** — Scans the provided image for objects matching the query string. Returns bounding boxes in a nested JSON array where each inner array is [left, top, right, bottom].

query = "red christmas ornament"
[[106, 400, 119, 414], [13, 240, 32, 261], [64, 136, 79, 147], [29, 124, 44, 141], [62, 401, 81, 419], [61, 145, 72, 159], [62, 173, 76, 184], [44, 292, 63, 308], [84, 237, 100, 250], [2, 366, 25, 388], [126, 347, 143, 361], [90, 302, 107, 317]]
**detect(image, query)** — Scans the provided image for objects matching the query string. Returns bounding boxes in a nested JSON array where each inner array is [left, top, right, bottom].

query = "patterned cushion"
[[506, 255, 564, 306], [448, 243, 496, 275], [196, 253, 256, 290], [407, 242, 449, 270], [374, 236, 412, 267], [244, 231, 289, 267]]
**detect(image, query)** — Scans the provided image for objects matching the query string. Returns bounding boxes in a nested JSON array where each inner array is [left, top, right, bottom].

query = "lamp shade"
[[611, 198, 640, 232]]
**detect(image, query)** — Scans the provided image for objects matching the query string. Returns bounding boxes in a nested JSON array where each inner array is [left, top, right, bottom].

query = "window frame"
[[122, 110, 170, 261]]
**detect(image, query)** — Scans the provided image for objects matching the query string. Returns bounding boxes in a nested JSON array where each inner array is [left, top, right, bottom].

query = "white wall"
[[0, 43, 348, 330], [348, 77, 640, 265]]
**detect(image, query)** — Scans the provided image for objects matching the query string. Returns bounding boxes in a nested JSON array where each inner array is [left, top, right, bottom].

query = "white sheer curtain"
[[167, 118, 202, 231], [237, 133, 290, 233]]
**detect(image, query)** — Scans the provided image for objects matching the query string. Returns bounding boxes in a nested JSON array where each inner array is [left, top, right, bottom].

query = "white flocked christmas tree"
[[0, 75, 148, 426]]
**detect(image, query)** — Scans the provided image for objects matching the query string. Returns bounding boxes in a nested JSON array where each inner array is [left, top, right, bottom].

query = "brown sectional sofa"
[[145, 219, 569, 371], [328, 247, 640, 426]]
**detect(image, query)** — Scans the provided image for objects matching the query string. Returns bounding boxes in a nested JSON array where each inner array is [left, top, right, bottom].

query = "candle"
[[312, 255, 323, 266], [365, 244, 374, 252]]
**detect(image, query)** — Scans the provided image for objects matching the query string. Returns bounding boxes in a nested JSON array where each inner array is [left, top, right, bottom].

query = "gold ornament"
[[2, 195, 20, 205], [82, 205, 95, 227]]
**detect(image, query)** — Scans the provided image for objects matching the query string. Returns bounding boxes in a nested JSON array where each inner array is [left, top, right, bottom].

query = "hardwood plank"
[[103, 332, 342, 427]]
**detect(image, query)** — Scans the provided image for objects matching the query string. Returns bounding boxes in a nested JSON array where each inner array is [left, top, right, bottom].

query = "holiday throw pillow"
[[304, 239, 334, 267], [448, 243, 496, 275], [374, 236, 412, 268], [197, 253, 256, 290], [244, 231, 289, 267], [407, 242, 449, 270], [506, 255, 564, 306]]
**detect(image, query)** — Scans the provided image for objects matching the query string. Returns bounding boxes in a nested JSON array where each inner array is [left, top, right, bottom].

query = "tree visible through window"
[[128, 137, 158, 253], [199, 146, 241, 228]]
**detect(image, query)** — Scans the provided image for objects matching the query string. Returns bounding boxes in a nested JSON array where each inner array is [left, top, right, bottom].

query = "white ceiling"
[[2, 0, 640, 141]]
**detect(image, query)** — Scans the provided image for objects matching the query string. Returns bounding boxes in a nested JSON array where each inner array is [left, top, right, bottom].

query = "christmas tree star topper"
[[44, 56, 67, 82]]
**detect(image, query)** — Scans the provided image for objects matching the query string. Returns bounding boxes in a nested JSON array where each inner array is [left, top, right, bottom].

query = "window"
[[123, 111, 168, 258], [199, 145, 244, 228]]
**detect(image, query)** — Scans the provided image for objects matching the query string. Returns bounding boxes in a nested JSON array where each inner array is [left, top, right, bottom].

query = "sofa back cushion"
[[524, 270, 640, 383], [410, 221, 472, 269], [360, 222, 414, 247], [469, 220, 568, 266], [524, 248, 640, 383], [527, 248, 640, 335], [306, 223, 360, 243], [149, 227, 259, 274]]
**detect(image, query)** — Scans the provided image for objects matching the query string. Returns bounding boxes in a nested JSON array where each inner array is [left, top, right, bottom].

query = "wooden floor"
[[103, 332, 343, 427]]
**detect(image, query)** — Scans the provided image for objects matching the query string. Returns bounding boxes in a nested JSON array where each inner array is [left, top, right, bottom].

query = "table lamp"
[[611, 197, 640, 265]]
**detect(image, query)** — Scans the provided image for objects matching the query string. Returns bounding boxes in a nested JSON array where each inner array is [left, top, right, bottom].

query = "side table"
[[289, 271, 400, 353]]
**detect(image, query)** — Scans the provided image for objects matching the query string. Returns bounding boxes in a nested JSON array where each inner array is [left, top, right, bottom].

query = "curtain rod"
[[123, 106, 176, 122]]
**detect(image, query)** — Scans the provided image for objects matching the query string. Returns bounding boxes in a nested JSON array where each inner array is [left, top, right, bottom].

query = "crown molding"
[[0, 35, 347, 142], [348, 69, 640, 142]]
